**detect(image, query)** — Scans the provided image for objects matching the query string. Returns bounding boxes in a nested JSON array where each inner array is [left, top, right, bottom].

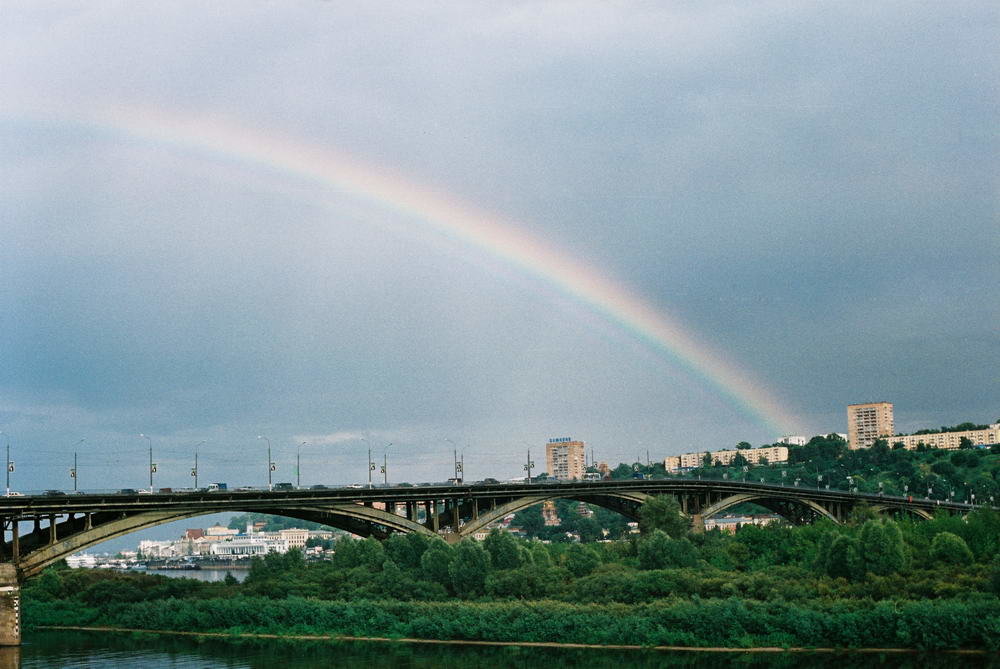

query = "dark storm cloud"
[[0, 1, 995, 491]]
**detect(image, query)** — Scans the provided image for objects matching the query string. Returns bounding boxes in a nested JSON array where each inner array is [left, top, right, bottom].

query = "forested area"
[[608, 434, 1000, 504]]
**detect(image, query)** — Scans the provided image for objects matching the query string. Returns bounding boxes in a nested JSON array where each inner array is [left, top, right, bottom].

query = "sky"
[[1, 0, 997, 514]]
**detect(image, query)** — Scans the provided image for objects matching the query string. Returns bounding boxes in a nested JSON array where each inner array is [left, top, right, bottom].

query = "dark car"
[[309, 484, 329, 490], [42, 489, 67, 496], [273, 482, 294, 491], [117, 488, 138, 495]]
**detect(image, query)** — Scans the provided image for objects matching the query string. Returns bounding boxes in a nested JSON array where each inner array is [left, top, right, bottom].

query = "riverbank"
[[24, 596, 1000, 651], [36, 625, 996, 655]]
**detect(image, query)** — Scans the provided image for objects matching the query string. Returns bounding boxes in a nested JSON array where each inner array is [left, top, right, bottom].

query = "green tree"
[[384, 533, 417, 569], [448, 540, 492, 597], [483, 529, 522, 570], [637, 530, 699, 569], [929, 532, 974, 566], [420, 542, 454, 585], [513, 506, 545, 537], [638, 495, 687, 537], [858, 519, 906, 576], [575, 517, 603, 543], [528, 541, 552, 567], [736, 441, 753, 450], [564, 543, 600, 577], [959, 437, 974, 450], [823, 534, 862, 579]]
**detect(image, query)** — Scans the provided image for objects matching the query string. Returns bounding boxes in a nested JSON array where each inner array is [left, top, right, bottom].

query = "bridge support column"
[[0, 565, 20, 646], [690, 514, 705, 534]]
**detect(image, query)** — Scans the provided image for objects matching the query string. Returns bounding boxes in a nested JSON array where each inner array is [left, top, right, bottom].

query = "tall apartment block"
[[546, 437, 586, 480], [847, 402, 894, 449]]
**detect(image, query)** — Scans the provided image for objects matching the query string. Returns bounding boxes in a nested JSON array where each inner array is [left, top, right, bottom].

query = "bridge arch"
[[13, 503, 437, 579], [870, 504, 933, 521], [455, 491, 654, 540], [698, 493, 840, 527]]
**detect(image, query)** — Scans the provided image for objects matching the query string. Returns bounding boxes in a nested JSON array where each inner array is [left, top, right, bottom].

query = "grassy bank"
[[24, 596, 1000, 651]]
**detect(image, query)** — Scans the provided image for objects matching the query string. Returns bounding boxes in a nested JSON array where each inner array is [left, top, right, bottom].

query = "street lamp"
[[381, 442, 392, 486], [523, 449, 534, 483], [258, 436, 274, 490], [140, 433, 154, 490], [2, 433, 12, 495], [70, 438, 85, 492], [192, 440, 205, 490], [298, 441, 306, 488]]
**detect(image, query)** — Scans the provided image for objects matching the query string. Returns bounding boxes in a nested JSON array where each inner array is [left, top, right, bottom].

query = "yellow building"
[[546, 437, 586, 480], [847, 402, 895, 449], [664, 445, 788, 471], [887, 424, 1000, 451]]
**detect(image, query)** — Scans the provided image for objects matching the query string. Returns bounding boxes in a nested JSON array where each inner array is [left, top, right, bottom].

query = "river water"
[[124, 568, 249, 582], [11, 630, 998, 668]]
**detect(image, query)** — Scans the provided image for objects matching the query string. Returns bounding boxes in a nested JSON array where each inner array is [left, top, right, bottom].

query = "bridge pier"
[[0, 565, 20, 646], [690, 514, 705, 534]]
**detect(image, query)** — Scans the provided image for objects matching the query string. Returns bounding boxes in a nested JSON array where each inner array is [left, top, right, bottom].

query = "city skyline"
[[2, 3, 996, 492]]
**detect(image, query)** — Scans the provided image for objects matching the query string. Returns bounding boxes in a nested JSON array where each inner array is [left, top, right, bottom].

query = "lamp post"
[[70, 438, 85, 492], [258, 436, 273, 490], [3, 434, 12, 495], [192, 440, 205, 490], [381, 443, 392, 486], [523, 449, 534, 483], [298, 441, 306, 488], [140, 433, 154, 490]]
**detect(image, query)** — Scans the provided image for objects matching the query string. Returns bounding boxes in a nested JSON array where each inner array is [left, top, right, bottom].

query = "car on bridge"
[[272, 482, 294, 491], [116, 488, 138, 495], [42, 490, 67, 496]]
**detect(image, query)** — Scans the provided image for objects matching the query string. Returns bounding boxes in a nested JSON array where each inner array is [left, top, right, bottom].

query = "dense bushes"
[[24, 595, 1000, 650]]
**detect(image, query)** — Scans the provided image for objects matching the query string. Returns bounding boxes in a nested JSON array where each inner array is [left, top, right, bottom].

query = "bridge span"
[[0, 478, 979, 644]]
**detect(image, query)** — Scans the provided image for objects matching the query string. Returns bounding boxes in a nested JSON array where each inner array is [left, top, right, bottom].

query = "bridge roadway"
[[0, 478, 979, 645]]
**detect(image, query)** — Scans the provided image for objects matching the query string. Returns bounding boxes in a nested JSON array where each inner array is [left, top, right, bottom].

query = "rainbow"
[[11, 106, 800, 435]]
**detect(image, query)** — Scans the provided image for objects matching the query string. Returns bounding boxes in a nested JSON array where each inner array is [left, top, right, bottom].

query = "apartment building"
[[546, 437, 586, 480], [664, 445, 788, 472], [847, 402, 895, 449], [887, 424, 1000, 451]]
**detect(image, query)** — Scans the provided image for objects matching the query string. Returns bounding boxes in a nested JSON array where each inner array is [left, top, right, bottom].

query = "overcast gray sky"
[[1, 1, 997, 499]]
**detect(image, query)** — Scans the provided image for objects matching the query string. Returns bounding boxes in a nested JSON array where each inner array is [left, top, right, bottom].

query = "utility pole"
[[192, 440, 205, 490], [141, 433, 154, 490], [382, 452, 388, 485], [298, 442, 306, 488], [523, 449, 534, 483], [5, 442, 12, 495], [70, 438, 85, 492], [367, 446, 375, 488], [258, 436, 273, 490]]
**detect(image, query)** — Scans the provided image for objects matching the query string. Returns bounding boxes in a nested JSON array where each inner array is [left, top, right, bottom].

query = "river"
[[118, 567, 249, 582], [9, 630, 997, 668]]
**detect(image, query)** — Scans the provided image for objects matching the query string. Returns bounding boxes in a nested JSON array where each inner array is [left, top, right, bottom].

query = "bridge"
[[0, 478, 978, 644]]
